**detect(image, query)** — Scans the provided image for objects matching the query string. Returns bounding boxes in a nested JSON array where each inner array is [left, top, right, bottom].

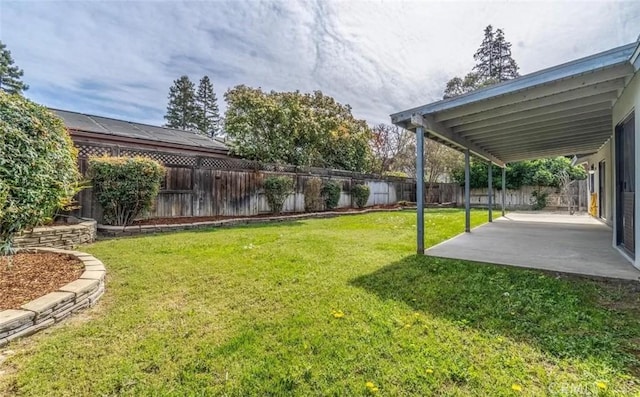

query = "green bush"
[[351, 184, 371, 208], [531, 190, 548, 210], [0, 92, 80, 254], [322, 180, 341, 210], [382, 170, 409, 178], [304, 177, 323, 212], [264, 176, 294, 214], [89, 156, 165, 226]]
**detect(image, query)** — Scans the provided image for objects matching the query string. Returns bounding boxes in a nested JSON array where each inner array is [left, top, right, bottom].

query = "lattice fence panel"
[[200, 157, 258, 170], [77, 145, 111, 158], [119, 149, 197, 166]]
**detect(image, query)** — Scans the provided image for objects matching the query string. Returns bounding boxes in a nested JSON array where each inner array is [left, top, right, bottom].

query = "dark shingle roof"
[[51, 108, 228, 152]]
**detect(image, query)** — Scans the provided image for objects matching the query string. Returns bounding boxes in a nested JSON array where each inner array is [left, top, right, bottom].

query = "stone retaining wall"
[[99, 207, 411, 237], [0, 248, 106, 347], [14, 220, 97, 249]]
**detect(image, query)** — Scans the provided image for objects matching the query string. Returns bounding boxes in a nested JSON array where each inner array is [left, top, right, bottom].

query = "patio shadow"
[[350, 255, 640, 375]]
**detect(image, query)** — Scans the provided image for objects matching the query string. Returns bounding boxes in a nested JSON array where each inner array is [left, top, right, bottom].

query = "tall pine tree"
[[164, 75, 198, 131], [443, 25, 519, 99], [473, 25, 519, 82], [194, 76, 221, 137], [0, 41, 28, 94]]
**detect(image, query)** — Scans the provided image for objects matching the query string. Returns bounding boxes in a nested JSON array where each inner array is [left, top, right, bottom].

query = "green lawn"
[[2, 210, 639, 396]]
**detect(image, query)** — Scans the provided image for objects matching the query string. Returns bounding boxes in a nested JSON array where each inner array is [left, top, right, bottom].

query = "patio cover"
[[391, 39, 640, 254], [391, 40, 639, 165]]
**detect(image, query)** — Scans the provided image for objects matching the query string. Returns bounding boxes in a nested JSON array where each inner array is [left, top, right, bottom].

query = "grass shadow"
[[350, 255, 640, 375]]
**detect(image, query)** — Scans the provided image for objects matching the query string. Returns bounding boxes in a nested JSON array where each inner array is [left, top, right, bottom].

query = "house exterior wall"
[[611, 71, 640, 269], [584, 140, 614, 226]]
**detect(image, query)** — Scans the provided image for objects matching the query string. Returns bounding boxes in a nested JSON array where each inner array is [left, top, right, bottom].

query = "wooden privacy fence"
[[73, 143, 416, 221]]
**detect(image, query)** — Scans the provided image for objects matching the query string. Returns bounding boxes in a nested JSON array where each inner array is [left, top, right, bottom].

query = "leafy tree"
[[165, 75, 197, 131], [224, 86, 372, 172], [443, 73, 484, 99], [443, 25, 518, 99], [369, 124, 414, 174], [0, 41, 28, 94], [195, 76, 221, 137]]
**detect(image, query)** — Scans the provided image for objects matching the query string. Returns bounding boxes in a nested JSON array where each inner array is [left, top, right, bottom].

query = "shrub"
[[531, 189, 548, 210], [0, 92, 80, 254], [264, 176, 294, 214], [351, 184, 371, 208], [382, 170, 409, 178], [322, 180, 341, 210], [304, 177, 323, 212], [89, 156, 165, 226]]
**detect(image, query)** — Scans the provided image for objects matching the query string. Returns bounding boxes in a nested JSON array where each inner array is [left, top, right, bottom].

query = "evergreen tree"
[[0, 40, 28, 94], [492, 28, 519, 81], [473, 26, 519, 81], [194, 76, 221, 137], [443, 25, 519, 99], [164, 75, 198, 131]]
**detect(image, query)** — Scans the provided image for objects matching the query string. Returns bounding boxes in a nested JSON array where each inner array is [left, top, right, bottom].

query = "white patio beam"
[[446, 92, 616, 132], [415, 125, 425, 255], [497, 143, 606, 161], [501, 167, 506, 216], [458, 108, 612, 137], [408, 114, 505, 167], [432, 63, 633, 122], [473, 125, 612, 147], [441, 78, 624, 128], [488, 134, 610, 152], [462, 113, 611, 140], [465, 149, 471, 232], [488, 162, 493, 222]]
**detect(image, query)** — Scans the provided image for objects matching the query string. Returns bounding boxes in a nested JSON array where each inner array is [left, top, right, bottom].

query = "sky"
[[1, 1, 639, 127]]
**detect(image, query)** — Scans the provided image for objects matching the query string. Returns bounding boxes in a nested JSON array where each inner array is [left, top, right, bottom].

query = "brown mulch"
[[132, 205, 409, 226], [0, 253, 84, 310]]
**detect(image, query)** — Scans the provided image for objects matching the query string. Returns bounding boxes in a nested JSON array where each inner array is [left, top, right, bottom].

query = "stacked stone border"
[[99, 207, 419, 237], [14, 220, 97, 249], [0, 247, 106, 347]]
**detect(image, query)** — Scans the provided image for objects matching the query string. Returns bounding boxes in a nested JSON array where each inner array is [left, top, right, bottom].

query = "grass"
[[1, 209, 639, 396]]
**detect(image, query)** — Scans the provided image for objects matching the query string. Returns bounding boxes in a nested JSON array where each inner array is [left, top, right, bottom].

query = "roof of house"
[[391, 39, 640, 165], [51, 108, 229, 153]]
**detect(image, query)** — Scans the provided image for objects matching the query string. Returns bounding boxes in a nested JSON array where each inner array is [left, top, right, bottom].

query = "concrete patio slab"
[[426, 212, 640, 281]]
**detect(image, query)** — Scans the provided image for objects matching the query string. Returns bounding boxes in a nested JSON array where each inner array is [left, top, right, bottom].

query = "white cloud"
[[1, 0, 638, 126]]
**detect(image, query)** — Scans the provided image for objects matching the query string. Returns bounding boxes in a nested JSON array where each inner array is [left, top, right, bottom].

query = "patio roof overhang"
[[390, 40, 640, 166]]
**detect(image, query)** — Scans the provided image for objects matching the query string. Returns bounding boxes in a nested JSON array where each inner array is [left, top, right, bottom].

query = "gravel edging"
[[98, 207, 416, 237], [0, 248, 106, 347]]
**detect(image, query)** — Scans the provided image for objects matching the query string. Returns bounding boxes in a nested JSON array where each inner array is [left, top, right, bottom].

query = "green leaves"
[[351, 184, 371, 208], [0, 40, 28, 95], [452, 157, 588, 190], [89, 156, 165, 226], [224, 86, 372, 172], [164, 75, 198, 131], [322, 181, 341, 210], [264, 176, 294, 215], [0, 92, 80, 253]]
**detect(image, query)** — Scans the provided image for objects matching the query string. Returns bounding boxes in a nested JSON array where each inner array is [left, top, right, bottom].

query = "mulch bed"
[[0, 253, 84, 310], [131, 205, 410, 226]]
